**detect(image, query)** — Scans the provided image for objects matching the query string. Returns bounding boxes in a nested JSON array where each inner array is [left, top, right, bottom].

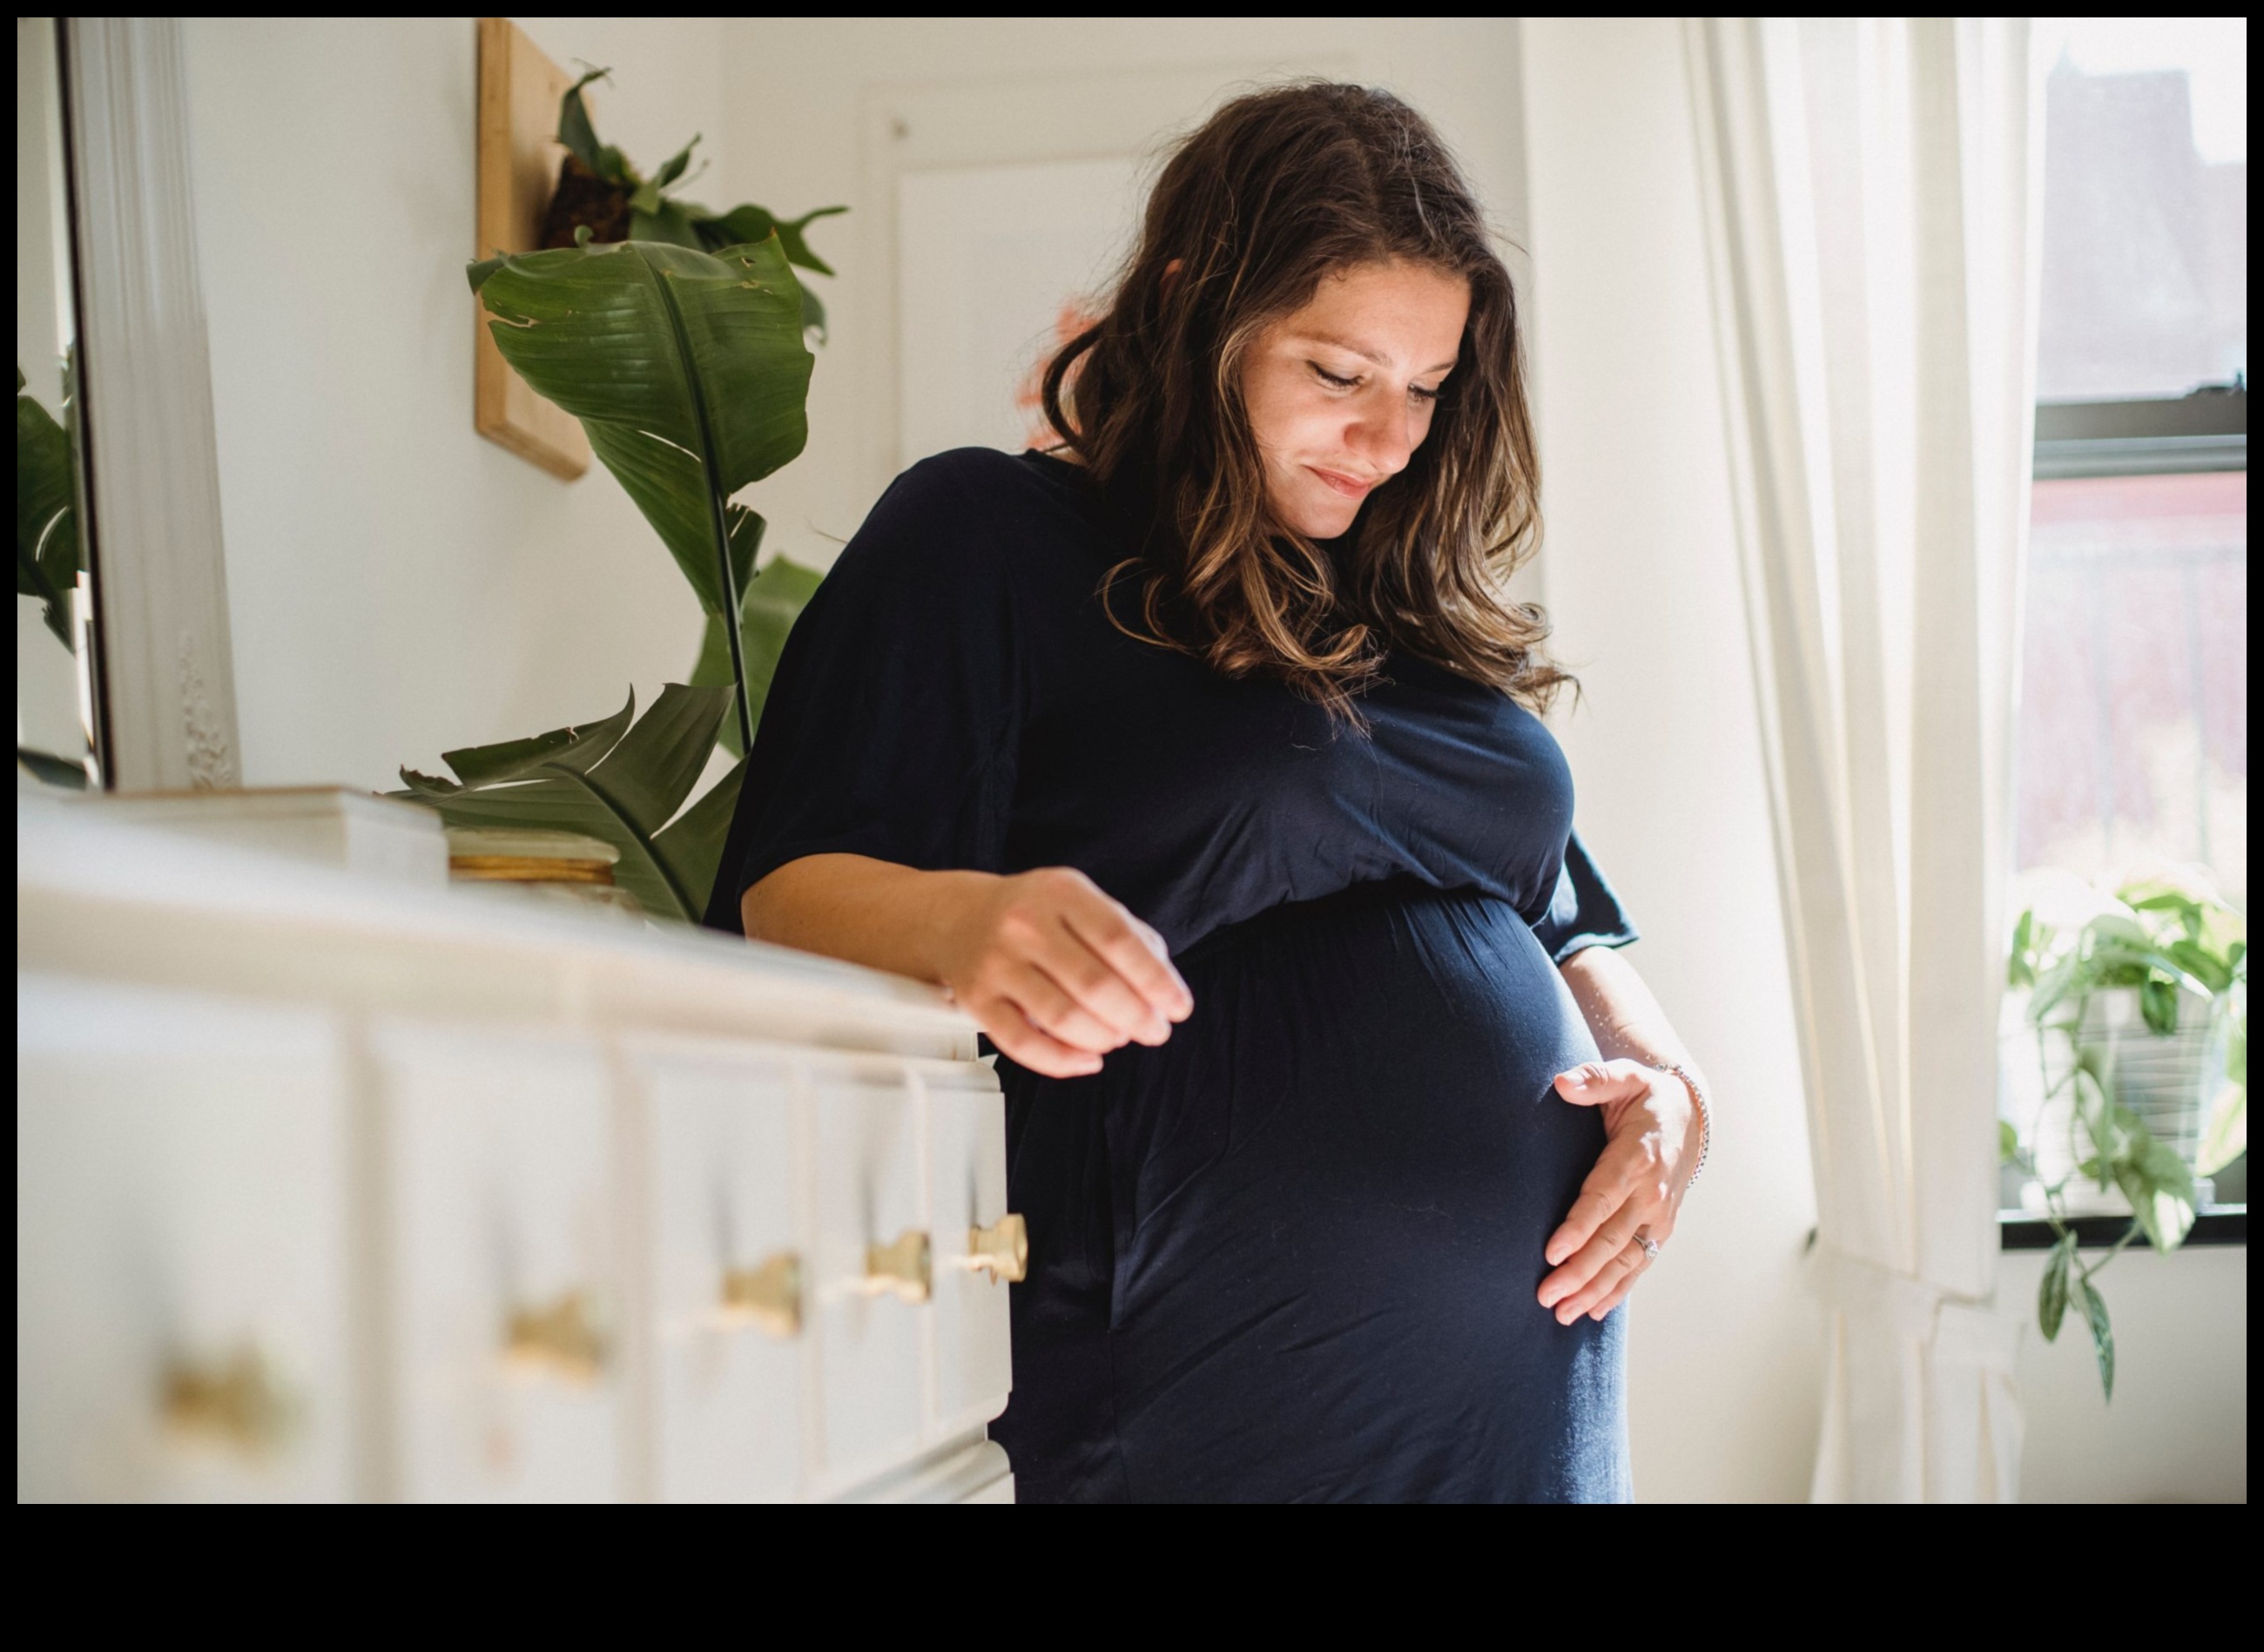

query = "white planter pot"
[[2025, 985, 2224, 1217]]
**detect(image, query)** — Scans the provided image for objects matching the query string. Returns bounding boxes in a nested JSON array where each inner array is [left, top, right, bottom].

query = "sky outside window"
[[2033, 17, 2247, 400]]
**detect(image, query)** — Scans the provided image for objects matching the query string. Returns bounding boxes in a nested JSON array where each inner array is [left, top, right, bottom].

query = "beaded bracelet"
[[1650, 1061, 1711, 1189]]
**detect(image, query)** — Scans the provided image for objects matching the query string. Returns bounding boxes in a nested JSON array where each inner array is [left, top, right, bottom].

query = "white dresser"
[[16, 792, 1018, 1502]]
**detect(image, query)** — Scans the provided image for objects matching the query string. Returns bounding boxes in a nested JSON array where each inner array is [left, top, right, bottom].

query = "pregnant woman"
[[706, 82, 1711, 1502]]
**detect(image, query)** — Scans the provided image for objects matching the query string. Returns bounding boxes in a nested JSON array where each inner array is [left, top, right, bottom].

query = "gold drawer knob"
[[162, 1345, 295, 1456], [503, 1289, 606, 1385], [865, 1228, 933, 1304], [967, 1213, 1029, 1283], [721, 1251, 803, 1338]]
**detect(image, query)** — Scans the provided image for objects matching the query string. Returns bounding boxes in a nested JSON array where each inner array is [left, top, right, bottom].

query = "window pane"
[[2036, 17, 2247, 400], [2018, 471, 2247, 906], [2011, 471, 2247, 1212]]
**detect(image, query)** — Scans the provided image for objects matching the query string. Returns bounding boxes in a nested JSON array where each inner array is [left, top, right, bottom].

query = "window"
[[2004, 18, 2247, 1237]]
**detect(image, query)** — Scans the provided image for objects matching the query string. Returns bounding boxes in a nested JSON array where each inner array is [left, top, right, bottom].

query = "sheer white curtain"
[[1684, 17, 2041, 1502]]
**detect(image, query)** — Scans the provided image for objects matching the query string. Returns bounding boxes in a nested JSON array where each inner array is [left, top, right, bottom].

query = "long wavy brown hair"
[[1041, 81, 1567, 724]]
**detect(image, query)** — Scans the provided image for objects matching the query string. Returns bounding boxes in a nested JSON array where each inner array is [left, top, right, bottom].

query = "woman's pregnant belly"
[[996, 877, 1632, 1503]]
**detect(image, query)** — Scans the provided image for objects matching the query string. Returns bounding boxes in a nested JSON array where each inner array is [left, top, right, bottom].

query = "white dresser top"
[[17, 789, 980, 1061]]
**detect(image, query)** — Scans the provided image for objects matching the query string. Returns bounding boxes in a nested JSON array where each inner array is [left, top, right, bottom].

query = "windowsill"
[[1999, 1207, 2247, 1250]]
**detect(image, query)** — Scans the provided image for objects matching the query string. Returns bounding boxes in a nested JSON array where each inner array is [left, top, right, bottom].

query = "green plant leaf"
[[2139, 974, 2180, 1035], [651, 752, 747, 914], [2078, 1276, 2114, 1401], [413, 771, 691, 920], [686, 207, 833, 339], [697, 202, 846, 277], [2196, 1082, 2247, 1177], [397, 767, 460, 796], [391, 687, 732, 922], [2038, 1232, 2074, 1341], [776, 204, 848, 277], [650, 134, 698, 193], [17, 745, 86, 790], [691, 553, 825, 758], [1998, 1118, 2018, 1164], [556, 67, 632, 186], [438, 692, 636, 789], [2088, 913, 2153, 951], [2071, 1052, 2125, 1188], [2008, 908, 2035, 988], [470, 234, 813, 746], [628, 198, 707, 250], [17, 367, 79, 648], [468, 238, 812, 604], [579, 682, 730, 830], [2127, 890, 2203, 926], [2165, 937, 2233, 995], [2111, 1123, 2197, 1251]]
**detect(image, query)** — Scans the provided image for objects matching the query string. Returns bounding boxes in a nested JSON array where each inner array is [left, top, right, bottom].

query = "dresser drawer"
[[631, 1040, 805, 1502], [920, 1063, 1014, 1439], [374, 1022, 621, 1502], [808, 1060, 927, 1494], [17, 975, 355, 1503]]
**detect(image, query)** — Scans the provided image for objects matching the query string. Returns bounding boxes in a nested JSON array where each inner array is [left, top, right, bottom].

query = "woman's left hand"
[[1536, 1061, 1702, 1325]]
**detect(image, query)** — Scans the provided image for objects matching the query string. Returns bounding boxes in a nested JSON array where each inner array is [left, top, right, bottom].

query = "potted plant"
[[391, 80, 840, 922], [2001, 867, 2247, 1397]]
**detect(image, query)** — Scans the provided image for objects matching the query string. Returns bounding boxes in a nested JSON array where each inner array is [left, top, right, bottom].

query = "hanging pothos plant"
[[392, 77, 844, 922], [2003, 872, 2247, 1399]]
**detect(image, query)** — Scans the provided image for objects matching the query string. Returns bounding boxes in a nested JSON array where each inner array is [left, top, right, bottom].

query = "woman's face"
[[1240, 259, 1471, 539]]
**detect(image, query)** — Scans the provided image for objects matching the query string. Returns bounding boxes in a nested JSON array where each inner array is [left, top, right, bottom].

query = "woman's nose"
[[1346, 401, 1416, 475]]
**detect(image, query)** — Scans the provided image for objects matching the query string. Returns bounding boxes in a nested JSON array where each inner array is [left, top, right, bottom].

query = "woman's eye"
[[1410, 384, 1442, 404], [1310, 363, 1360, 389]]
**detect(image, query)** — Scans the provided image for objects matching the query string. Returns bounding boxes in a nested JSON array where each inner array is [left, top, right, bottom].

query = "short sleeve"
[[1529, 830, 1639, 964], [702, 455, 1024, 933]]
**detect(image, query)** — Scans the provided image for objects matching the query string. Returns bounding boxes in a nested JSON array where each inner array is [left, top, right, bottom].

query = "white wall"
[[2000, 1244, 2247, 1502], [1520, 17, 1824, 1503], [713, 17, 1530, 577], [181, 18, 733, 790]]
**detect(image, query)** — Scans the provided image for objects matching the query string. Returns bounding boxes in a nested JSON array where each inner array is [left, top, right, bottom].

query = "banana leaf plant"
[[398, 228, 828, 921], [468, 230, 817, 754], [17, 364, 79, 651], [394, 685, 739, 923], [542, 67, 846, 340]]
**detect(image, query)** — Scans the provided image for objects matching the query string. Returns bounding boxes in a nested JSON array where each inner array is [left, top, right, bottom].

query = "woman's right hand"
[[933, 866, 1193, 1077]]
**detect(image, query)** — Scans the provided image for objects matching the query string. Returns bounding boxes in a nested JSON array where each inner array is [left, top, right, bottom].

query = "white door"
[[375, 1021, 621, 1502], [17, 974, 355, 1503], [920, 1063, 1015, 1440], [633, 1038, 805, 1502]]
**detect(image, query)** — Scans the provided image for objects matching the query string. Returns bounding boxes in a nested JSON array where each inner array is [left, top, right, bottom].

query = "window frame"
[[2032, 383, 2247, 479], [2001, 380, 2248, 1249]]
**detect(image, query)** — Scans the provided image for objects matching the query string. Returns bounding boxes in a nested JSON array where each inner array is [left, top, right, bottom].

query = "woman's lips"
[[1307, 466, 1375, 499]]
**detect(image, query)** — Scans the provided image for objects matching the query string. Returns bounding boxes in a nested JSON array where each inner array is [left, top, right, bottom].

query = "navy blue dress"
[[707, 448, 1638, 1502]]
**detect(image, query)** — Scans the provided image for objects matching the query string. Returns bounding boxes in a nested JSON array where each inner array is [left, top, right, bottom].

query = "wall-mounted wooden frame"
[[474, 17, 590, 481]]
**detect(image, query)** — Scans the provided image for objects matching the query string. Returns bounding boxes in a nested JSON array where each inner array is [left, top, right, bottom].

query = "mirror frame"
[[60, 17, 239, 791]]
